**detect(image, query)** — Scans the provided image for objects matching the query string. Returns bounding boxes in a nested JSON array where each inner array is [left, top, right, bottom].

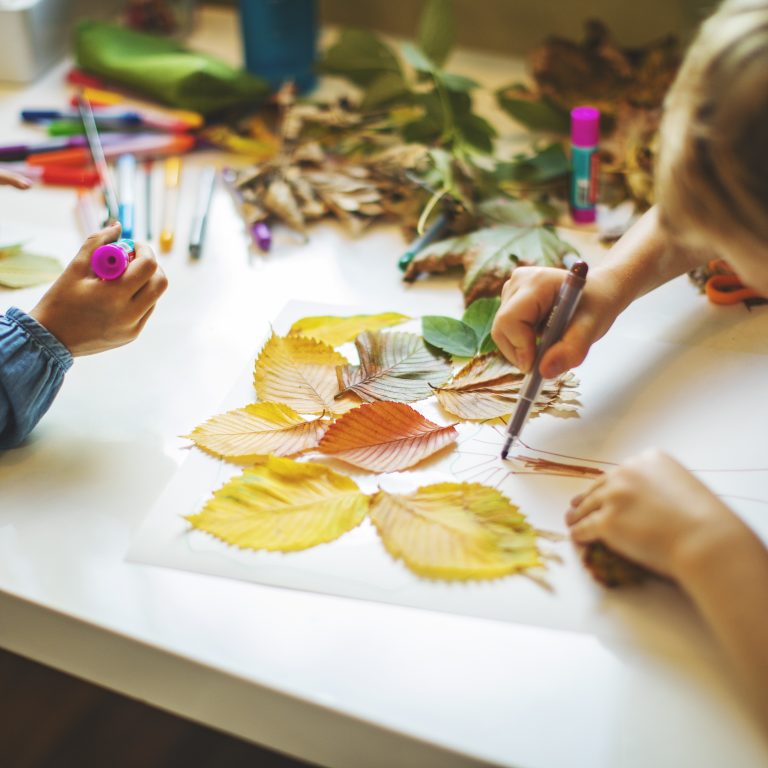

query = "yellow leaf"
[[185, 402, 328, 463], [435, 352, 579, 420], [370, 482, 542, 579], [254, 332, 359, 415], [318, 401, 457, 472], [186, 456, 369, 551], [288, 312, 410, 347]]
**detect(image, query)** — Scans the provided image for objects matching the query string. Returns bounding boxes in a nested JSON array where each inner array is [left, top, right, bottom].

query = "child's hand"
[[491, 266, 624, 378], [566, 450, 748, 582], [29, 222, 168, 356], [0, 169, 32, 190]]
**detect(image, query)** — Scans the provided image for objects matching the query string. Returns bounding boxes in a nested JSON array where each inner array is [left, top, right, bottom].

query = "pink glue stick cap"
[[91, 241, 134, 280], [570, 106, 600, 147]]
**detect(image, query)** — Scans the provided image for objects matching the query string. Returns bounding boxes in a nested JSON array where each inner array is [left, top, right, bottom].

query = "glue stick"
[[570, 106, 600, 224], [91, 238, 135, 280]]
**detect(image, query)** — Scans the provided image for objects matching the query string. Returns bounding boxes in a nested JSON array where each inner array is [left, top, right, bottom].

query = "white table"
[[1, 9, 766, 767]]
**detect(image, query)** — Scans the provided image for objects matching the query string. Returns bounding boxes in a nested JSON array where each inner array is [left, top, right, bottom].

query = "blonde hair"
[[656, 0, 768, 255]]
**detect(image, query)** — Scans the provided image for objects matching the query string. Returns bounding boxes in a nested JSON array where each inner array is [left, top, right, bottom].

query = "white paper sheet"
[[128, 298, 768, 659]]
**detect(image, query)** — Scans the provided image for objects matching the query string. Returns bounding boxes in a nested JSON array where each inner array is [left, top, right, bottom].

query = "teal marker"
[[398, 211, 450, 272]]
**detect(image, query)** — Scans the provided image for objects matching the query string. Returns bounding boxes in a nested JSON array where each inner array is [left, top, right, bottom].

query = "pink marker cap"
[[91, 242, 132, 280], [570, 106, 600, 147]]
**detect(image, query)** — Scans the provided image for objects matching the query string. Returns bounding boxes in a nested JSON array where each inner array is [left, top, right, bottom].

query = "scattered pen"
[[0, 162, 99, 187], [21, 108, 143, 124], [144, 160, 153, 240], [0, 136, 89, 162], [76, 94, 120, 222], [26, 134, 195, 167], [398, 210, 450, 272], [500, 260, 589, 459], [159, 156, 181, 253], [76, 189, 102, 236], [117, 154, 136, 239], [189, 167, 216, 259], [221, 167, 272, 252]]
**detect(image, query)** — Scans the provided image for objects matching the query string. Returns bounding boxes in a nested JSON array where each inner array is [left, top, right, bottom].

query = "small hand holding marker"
[[31, 222, 168, 356], [500, 260, 588, 459]]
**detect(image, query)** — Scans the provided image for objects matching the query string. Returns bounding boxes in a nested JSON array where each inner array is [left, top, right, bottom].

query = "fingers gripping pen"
[[91, 238, 135, 280], [500, 261, 588, 459]]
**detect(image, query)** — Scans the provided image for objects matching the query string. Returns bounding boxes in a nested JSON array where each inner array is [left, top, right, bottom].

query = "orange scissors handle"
[[705, 273, 764, 305]]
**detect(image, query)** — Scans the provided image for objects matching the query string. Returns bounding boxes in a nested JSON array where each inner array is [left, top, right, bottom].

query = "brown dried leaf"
[[434, 351, 580, 421], [318, 401, 457, 472], [338, 330, 452, 403]]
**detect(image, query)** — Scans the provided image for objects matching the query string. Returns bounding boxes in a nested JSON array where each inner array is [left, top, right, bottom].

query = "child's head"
[[656, 0, 768, 291]]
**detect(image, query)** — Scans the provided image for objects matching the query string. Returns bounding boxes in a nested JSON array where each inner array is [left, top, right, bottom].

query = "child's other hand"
[[566, 450, 747, 582], [491, 266, 624, 378], [29, 222, 168, 356], [0, 169, 32, 190]]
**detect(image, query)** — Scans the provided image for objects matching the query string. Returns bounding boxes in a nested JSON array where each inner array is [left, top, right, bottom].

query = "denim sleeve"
[[0, 307, 73, 449]]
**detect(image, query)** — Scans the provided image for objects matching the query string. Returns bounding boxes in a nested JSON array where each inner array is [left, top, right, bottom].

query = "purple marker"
[[251, 220, 272, 252], [0, 136, 88, 162], [92, 238, 135, 280], [570, 106, 600, 224]]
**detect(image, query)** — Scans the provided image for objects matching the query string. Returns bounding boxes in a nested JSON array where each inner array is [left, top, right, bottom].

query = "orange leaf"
[[318, 401, 458, 472]]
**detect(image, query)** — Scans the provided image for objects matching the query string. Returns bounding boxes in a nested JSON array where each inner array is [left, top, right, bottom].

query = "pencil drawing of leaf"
[[288, 312, 410, 347], [185, 402, 328, 463], [254, 333, 359, 415], [318, 402, 457, 471], [186, 456, 369, 551], [434, 351, 579, 420], [369, 482, 542, 579], [337, 330, 452, 402]]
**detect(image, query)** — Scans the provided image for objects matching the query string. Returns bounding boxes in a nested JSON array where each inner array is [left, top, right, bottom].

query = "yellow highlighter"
[[159, 156, 182, 253]]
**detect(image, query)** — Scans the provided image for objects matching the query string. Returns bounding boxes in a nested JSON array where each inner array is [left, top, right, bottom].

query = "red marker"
[[0, 163, 99, 187]]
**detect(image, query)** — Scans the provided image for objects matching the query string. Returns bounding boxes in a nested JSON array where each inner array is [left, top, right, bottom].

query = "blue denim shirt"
[[0, 307, 73, 449]]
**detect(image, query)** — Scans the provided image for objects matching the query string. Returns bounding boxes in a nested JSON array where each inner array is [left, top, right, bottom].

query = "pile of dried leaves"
[[496, 19, 680, 209]]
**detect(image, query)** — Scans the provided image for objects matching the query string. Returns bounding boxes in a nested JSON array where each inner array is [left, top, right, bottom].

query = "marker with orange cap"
[[159, 156, 181, 253]]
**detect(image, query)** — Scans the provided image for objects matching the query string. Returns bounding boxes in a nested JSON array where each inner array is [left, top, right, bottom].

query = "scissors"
[[704, 259, 766, 305]]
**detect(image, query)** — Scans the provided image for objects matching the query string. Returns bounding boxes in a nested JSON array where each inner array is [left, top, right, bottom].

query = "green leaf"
[[422, 315, 479, 357], [401, 41, 435, 73], [418, 0, 455, 67], [477, 197, 557, 227], [461, 297, 500, 354], [320, 29, 403, 87], [495, 143, 570, 186], [0, 248, 62, 288], [495, 84, 570, 133], [439, 72, 479, 92], [455, 112, 496, 154], [361, 71, 410, 110]]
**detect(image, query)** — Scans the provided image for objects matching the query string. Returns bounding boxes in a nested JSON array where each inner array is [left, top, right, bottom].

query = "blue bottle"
[[239, 0, 317, 93]]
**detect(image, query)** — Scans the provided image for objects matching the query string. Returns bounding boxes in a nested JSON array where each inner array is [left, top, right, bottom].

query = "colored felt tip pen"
[[500, 260, 588, 459], [0, 163, 99, 187], [117, 154, 136, 239], [398, 210, 450, 272], [91, 238, 135, 280], [159, 156, 182, 253], [188, 167, 216, 259], [570, 106, 600, 224]]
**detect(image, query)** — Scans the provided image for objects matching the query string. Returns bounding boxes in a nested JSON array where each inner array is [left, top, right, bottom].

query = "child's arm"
[[492, 207, 700, 377], [0, 222, 167, 448], [567, 451, 768, 730]]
